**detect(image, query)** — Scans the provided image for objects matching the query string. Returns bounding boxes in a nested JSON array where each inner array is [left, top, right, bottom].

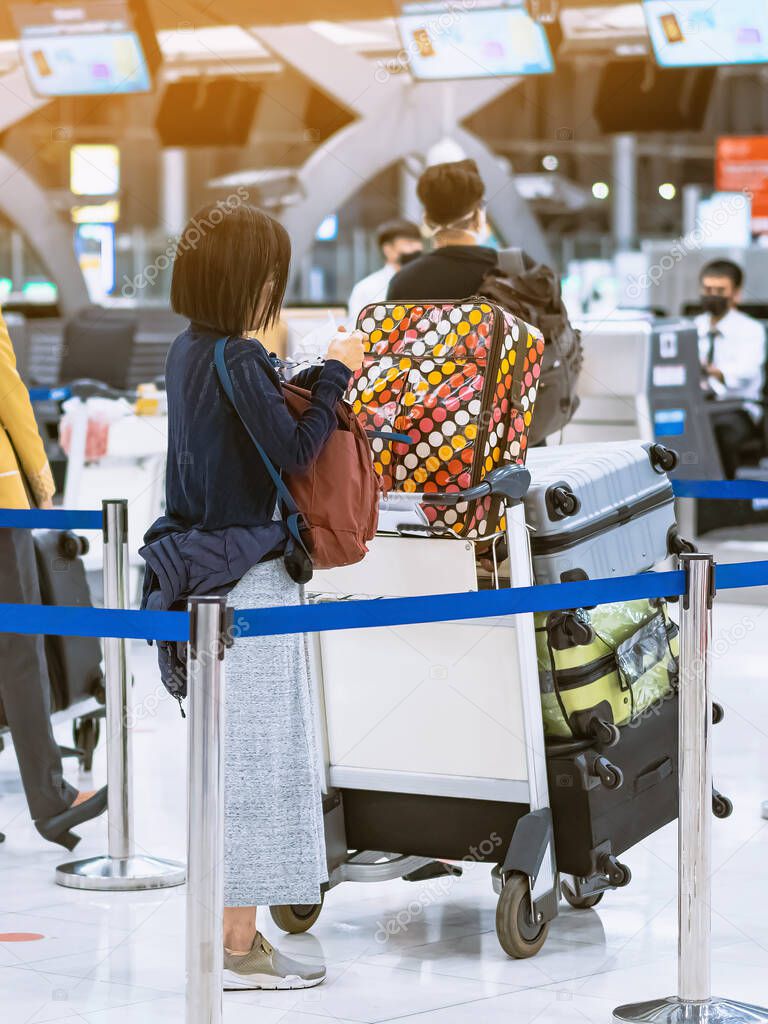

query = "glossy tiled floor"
[[1, 601, 767, 1023]]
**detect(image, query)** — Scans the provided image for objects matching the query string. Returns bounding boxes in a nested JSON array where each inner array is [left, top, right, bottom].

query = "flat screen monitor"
[[644, 0, 768, 68], [397, 1, 554, 80], [10, 0, 160, 96]]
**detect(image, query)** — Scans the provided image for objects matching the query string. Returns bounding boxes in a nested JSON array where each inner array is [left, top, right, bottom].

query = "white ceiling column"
[[256, 24, 552, 265], [0, 152, 90, 315], [0, 66, 88, 311]]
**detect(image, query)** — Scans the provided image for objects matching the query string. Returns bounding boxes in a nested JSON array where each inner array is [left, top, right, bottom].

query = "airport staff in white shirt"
[[347, 220, 423, 323], [695, 259, 767, 478]]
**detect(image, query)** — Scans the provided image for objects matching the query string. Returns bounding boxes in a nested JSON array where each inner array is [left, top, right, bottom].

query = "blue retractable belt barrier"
[[0, 604, 189, 642], [28, 386, 71, 402], [1, 561, 768, 643], [717, 559, 768, 590], [234, 569, 688, 640], [672, 479, 768, 500], [0, 508, 103, 530]]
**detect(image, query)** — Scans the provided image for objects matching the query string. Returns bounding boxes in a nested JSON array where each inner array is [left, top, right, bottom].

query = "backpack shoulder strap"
[[213, 337, 308, 555]]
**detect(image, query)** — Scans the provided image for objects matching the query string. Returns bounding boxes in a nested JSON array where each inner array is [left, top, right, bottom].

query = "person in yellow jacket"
[[0, 309, 107, 848]]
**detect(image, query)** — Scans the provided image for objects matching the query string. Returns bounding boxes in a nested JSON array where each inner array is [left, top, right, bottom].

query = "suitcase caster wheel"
[[712, 702, 725, 725], [561, 882, 604, 910], [599, 856, 632, 888], [594, 757, 623, 790], [73, 717, 100, 773], [58, 532, 89, 559], [270, 894, 324, 934], [667, 528, 697, 556], [547, 485, 582, 520], [650, 444, 678, 473], [495, 873, 549, 959], [590, 721, 620, 749], [713, 792, 733, 819]]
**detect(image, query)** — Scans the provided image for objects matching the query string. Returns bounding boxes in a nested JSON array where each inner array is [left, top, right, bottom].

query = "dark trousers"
[[710, 408, 759, 480], [0, 528, 76, 820]]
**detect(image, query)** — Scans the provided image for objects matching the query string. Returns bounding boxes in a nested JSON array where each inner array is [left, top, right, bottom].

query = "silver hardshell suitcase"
[[523, 441, 681, 584]]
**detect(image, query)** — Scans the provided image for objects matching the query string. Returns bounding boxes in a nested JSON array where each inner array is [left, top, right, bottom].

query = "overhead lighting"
[[71, 200, 120, 224], [659, 183, 677, 200], [592, 181, 610, 200], [70, 144, 119, 196]]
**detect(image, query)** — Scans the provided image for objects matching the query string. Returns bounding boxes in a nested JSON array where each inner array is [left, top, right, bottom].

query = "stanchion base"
[[55, 855, 186, 891], [761, 801, 768, 821], [614, 997, 768, 1024]]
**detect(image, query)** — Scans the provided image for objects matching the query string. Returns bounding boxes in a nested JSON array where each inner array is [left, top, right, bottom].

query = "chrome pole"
[[186, 596, 228, 1024], [679, 554, 712, 1004], [614, 554, 768, 1024], [56, 500, 185, 890], [105, 498, 133, 861]]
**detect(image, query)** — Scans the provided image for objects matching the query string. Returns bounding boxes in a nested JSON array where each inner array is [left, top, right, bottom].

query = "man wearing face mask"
[[347, 220, 423, 323], [695, 259, 766, 478]]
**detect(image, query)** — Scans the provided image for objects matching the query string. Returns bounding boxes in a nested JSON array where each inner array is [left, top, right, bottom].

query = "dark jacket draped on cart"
[[140, 322, 351, 698]]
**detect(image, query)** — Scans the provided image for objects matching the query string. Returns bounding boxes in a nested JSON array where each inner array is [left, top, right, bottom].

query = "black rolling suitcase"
[[547, 691, 679, 905], [33, 531, 105, 710], [33, 531, 105, 768]]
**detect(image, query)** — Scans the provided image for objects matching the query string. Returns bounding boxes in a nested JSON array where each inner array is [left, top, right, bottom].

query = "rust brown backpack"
[[214, 338, 380, 582]]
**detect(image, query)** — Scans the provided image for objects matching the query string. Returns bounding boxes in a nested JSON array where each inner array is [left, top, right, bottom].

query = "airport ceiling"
[[0, 1, 625, 40]]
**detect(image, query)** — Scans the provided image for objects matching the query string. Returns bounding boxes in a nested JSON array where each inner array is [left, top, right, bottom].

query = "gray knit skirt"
[[224, 559, 328, 907]]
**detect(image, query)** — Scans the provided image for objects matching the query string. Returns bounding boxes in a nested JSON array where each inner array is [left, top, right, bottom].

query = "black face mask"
[[700, 294, 729, 317], [397, 251, 421, 268]]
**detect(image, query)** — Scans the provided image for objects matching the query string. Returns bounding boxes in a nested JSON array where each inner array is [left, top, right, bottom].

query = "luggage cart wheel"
[[72, 717, 100, 773], [270, 894, 324, 934], [712, 791, 733, 819], [495, 873, 549, 959], [598, 855, 632, 888], [593, 756, 624, 790], [561, 881, 604, 910]]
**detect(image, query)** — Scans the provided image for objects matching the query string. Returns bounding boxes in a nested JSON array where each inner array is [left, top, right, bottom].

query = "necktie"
[[706, 329, 719, 366]]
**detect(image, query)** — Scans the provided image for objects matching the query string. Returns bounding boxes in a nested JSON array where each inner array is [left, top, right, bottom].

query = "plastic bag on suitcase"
[[536, 598, 679, 741], [350, 300, 544, 538]]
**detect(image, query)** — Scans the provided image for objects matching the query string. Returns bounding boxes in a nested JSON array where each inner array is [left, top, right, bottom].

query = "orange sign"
[[716, 136, 768, 232]]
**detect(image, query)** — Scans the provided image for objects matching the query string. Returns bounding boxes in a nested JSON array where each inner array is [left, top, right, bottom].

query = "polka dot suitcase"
[[350, 300, 545, 538]]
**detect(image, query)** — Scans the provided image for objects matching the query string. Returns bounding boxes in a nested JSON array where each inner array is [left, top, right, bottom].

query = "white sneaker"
[[223, 933, 326, 991]]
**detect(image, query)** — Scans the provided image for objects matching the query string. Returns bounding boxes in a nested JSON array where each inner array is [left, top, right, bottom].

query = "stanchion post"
[[56, 500, 186, 890], [186, 596, 229, 1024], [614, 554, 768, 1024]]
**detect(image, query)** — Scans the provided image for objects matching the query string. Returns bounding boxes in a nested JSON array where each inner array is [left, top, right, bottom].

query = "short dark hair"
[[417, 158, 485, 229], [700, 259, 744, 290], [170, 202, 290, 336], [376, 219, 421, 250]]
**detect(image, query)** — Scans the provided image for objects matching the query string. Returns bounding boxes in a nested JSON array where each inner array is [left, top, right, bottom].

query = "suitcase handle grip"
[[635, 757, 673, 795], [421, 464, 531, 507]]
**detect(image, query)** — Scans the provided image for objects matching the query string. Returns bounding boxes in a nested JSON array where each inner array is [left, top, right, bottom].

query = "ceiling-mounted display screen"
[[644, 0, 768, 67], [10, 1, 160, 96], [397, 1, 554, 79]]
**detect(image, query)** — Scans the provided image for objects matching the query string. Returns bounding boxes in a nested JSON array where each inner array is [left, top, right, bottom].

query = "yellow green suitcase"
[[536, 599, 679, 743]]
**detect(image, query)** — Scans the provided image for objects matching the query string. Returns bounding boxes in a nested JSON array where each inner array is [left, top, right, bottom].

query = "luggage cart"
[[269, 466, 561, 958]]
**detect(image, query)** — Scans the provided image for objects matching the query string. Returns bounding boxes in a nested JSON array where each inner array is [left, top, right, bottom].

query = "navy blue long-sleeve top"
[[157, 322, 352, 536]]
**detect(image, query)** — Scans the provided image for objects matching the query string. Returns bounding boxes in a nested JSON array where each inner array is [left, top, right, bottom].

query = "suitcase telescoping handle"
[[421, 463, 531, 507]]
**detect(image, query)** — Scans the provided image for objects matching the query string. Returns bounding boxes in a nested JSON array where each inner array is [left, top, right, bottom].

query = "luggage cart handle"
[[421, 464, 531, 507]]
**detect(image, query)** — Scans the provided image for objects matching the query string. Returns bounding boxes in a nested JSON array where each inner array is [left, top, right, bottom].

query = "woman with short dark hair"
[[143, 202, 365, 990]]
